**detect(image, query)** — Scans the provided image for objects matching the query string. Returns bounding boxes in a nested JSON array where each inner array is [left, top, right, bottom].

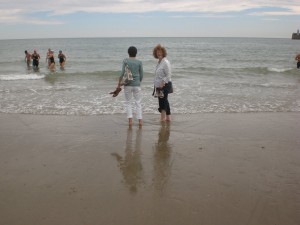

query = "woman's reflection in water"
[[111, 127, 144, 194], [153, 122, 173, 194]]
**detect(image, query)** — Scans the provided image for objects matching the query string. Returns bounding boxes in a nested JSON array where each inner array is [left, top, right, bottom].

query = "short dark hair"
[[128, 46, 137, 57]]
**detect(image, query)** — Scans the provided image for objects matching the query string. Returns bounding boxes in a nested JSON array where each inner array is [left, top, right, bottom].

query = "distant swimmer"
[[31, 49, 40, 69], [58, 50, 67, 68], [48, 50, 56, 70], [24, 50, 31, 67], [295, 53, 300, 68]]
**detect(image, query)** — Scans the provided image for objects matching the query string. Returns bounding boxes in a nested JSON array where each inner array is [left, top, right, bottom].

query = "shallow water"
[[1, 37, 300, 115]]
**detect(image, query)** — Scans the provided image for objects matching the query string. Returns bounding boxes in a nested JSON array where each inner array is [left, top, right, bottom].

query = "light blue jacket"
[[120, 58, 143, 86]]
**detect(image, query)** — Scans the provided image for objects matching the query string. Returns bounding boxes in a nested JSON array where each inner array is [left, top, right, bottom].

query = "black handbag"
[[168, 82, 173, 94]]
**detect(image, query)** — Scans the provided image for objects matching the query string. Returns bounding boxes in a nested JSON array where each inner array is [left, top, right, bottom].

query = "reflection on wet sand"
[[2, 113, 300, 225], [111, 127, 143, 194], [111, 124, 173, 195], [153, 122, 173, 194]]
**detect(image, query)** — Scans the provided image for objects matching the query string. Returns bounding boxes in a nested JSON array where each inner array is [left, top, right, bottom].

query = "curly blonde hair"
[[153, 44, 167, 59]]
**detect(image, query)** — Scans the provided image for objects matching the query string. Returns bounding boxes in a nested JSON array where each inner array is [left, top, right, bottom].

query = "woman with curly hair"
[[153, 44, 172, 122]]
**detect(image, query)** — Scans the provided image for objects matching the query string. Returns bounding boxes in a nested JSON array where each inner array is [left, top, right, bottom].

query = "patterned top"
[[154, 57, 172, 88]]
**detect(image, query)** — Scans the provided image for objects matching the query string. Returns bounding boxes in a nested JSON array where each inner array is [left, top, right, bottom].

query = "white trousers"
[[124, 86, 142, 120]]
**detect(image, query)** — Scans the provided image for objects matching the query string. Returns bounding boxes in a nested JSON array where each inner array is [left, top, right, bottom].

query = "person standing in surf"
[[47, 50, 55, 70], [46, 48, 52, 68], [112, 46, 144, 127], [153, 44, 172, 122], [295, 53, 300, 69], [24, 50, 31, 68], [58, 50, 67, 68], [31, 49, 40, 69]]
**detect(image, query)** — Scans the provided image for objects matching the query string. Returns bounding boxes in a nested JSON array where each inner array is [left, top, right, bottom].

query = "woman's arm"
[[139, 62, 144, 82], [161, 59, 171, 84]]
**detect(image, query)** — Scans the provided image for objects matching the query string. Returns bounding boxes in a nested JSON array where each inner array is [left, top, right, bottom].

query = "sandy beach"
[[0, 112, 300, 225]]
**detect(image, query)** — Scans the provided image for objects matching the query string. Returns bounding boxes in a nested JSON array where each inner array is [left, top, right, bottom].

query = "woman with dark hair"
[[112, 46, 144, 127], [58, 50, 67, 68], [153, 44, 172, 122]]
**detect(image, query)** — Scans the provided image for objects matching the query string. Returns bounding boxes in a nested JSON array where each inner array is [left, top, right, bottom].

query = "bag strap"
[[123, 59, 131, 72]]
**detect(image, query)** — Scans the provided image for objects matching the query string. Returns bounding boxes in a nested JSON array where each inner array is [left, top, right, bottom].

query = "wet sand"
[[0, 112, 300, 225]]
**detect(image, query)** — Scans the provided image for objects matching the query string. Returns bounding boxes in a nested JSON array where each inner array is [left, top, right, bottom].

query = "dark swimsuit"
[[58, 54, 65, 64], [49, 56, 55, 64], [32, 53, 39, 67]]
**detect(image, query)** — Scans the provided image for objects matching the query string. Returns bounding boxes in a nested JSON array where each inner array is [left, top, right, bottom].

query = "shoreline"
[[1, 112, 300, 225]]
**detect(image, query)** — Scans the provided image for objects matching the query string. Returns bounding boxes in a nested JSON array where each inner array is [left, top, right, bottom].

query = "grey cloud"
[[0, 0, 299, 23]]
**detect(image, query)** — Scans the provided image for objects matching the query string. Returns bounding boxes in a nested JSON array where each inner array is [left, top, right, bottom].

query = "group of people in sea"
[[110, 44, 172, 127], [24, 44, 170, 127], [24, 48, 67, 70], [24, 44, 299, 127]]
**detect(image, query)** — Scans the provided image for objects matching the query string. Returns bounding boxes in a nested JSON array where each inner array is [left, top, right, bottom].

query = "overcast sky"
[[0, 0, 300, 39]]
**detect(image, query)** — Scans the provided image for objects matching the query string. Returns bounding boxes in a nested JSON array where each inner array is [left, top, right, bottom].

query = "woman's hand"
[[160, 81, 165, 88]]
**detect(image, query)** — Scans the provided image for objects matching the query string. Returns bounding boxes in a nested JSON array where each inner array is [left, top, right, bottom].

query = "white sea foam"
[[0, 74, 45, 81], [1, 38, 300, 115], [267, 67, 292, 73]]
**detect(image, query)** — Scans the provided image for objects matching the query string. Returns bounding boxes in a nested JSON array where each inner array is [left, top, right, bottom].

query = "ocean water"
[[0, 37, 300, 115]]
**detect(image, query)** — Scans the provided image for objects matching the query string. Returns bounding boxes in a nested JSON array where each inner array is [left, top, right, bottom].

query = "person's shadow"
[[152, 123, 173, 194], [111, 127, 144, 194]]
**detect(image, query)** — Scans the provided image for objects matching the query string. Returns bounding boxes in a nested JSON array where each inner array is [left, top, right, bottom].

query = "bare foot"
[[128, 118, 133, 126]]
